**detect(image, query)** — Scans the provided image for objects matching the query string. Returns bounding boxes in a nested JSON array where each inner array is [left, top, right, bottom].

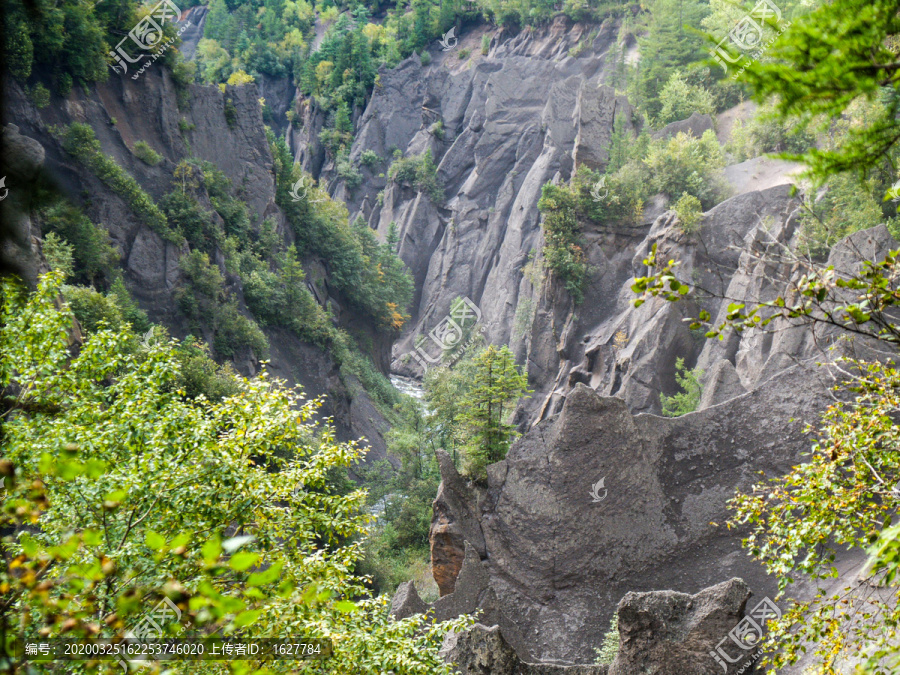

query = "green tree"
[[459, 346, 530, 480], [659, 357, 703, 416], [643, 130, 729, 208], [735, 0, 900, 182], [656, 71, 716, 126], [634, 0, 710, 120], [537, 180, 590, 303], [673, 192, 702, 234]]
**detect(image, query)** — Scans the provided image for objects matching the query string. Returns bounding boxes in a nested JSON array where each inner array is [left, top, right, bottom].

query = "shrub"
[[337, 152, 363, 189], [594, 614, 620, 664], [178, 118, 196, 134], [388, 150, 443, 203], [226, 69, 255, 86], [132, 140, 163, 166], [160, 190, 219, 252], [726, 102, 816, 161], [108, 277, 150, 332], [420, 50, 432, 66], [481, 34, 490, 55], [28, 83, 50, 108], [660, 357, 703, 416], [174, 338, 241, 401], [656, 71, 716, 127], [56, 124, 177, 242], [429, 120, 445, 140], [213, 300, 269, 358], [56, 73, 72, 96], [42, 232, 74, 279], [798, 173, 893, 259], [458, 48, 470, 60], [62, 284, 126, 333], [360, 149, 381, 167], [224, 97, 238, 128], [673, 192, 703, 234], [200, 161, 252, 240], [537, 181, 589, 303], [643, 130, 729, 209], [41, 201, 119, 284]]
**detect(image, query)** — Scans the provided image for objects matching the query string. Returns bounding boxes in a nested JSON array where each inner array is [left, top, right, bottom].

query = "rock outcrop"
[[437, 577, 761, 674], [422, 365, 833, 663], [330, 14, 842, 430], [389, 581, 429, 620], [0, 124, 46, 283]]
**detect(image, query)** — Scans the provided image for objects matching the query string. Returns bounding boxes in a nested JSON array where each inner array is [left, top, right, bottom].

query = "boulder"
[[430, 450, 487, 596], [390, 581, 429, 620], [609, 578, 755, 675], [651, 112, 715, 141]]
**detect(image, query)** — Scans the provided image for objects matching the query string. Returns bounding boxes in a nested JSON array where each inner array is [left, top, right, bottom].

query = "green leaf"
[[232, 609, 261, 628], [333, 600, 356, 613], [145, 530, 166, 551], [228, 551, 259, 572], [202, 535, 222, 563], [247, 561, 283, 587]]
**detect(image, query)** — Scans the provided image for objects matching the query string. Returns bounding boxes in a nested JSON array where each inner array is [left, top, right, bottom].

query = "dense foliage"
[[361, 335, 529, 590], [0, 272, 473, 673], [538, 125, 728, 301]]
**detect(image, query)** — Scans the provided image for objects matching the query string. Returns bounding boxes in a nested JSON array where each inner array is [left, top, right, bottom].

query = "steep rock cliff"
[[2, 68, 392, 465]]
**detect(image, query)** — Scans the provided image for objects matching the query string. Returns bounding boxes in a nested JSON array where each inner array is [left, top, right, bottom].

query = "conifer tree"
[[460, 346, 530, 479]]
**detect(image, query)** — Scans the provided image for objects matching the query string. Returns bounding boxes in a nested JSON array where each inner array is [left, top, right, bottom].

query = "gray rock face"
[[438, 578, 755, 675], [431, 450, 487, 596], [424, 366, 832, 663], [177, 5, 208, 60], [651, 112, 715, 141], [1, 124, 46, 283], [318, 19, 635, 382], [428, 578, 759, 675], [330, 17, 836, 429], [441, 624, 608, 675], [609, 578, 754, 675]]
